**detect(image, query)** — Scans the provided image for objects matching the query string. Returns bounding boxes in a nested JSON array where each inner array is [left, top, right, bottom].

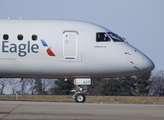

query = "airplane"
[[0, 19, 155, 103]]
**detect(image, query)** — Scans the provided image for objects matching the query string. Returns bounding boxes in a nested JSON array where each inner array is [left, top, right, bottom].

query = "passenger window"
[[32, 34, 37, 41], [18, 34, 23, 40], [3, 34, 9, 40], [96, 33, 110, 42]]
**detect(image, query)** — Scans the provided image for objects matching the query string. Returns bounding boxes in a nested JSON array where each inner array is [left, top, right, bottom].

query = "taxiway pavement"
[[0, 101, 164, 120]]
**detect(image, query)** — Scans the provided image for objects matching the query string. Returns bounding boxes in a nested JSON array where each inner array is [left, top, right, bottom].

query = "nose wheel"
[[75, 93, 86, 103]]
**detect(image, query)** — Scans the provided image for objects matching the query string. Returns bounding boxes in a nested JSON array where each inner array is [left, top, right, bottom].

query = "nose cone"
[[143, 56, 155, 72]]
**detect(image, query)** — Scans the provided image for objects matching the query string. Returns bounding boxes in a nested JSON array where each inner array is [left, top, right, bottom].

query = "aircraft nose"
[[143, 56, 155, 72]]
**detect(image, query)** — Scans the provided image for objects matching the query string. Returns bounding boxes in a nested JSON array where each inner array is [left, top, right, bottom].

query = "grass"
[[0, 95, 164, 104], [86, 96, 164, 104]]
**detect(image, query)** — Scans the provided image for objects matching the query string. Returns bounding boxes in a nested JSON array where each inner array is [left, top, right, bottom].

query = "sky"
[[0, 0, 164, 72]]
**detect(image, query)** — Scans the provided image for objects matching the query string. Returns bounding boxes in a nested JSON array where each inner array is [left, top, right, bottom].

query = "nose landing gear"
[[72, 86, 86, 103], [72, 78, 91, 103]]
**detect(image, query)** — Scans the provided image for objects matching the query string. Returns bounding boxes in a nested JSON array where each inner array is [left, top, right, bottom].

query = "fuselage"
[[0, 19, 155, 78]]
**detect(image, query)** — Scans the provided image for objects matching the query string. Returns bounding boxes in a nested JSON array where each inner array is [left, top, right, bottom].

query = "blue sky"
[[0, 0, 164, 71]]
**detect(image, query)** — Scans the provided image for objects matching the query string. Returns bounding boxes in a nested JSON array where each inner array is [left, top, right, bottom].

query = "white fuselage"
[[0, 19, 155, 78]]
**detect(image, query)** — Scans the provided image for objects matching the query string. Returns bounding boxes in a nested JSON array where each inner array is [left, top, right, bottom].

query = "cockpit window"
[[96, 32, 111, 42], [107, 32, 124, 42]]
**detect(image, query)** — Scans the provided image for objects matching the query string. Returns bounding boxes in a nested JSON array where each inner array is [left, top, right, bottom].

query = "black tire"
[[75, 93, 86, 103]]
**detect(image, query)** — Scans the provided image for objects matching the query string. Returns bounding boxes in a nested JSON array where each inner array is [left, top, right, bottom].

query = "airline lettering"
[[2, 41, 39, 57]]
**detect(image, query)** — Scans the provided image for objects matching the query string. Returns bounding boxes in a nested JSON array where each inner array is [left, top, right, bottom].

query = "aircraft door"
[[63, 31, 78, 59]]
